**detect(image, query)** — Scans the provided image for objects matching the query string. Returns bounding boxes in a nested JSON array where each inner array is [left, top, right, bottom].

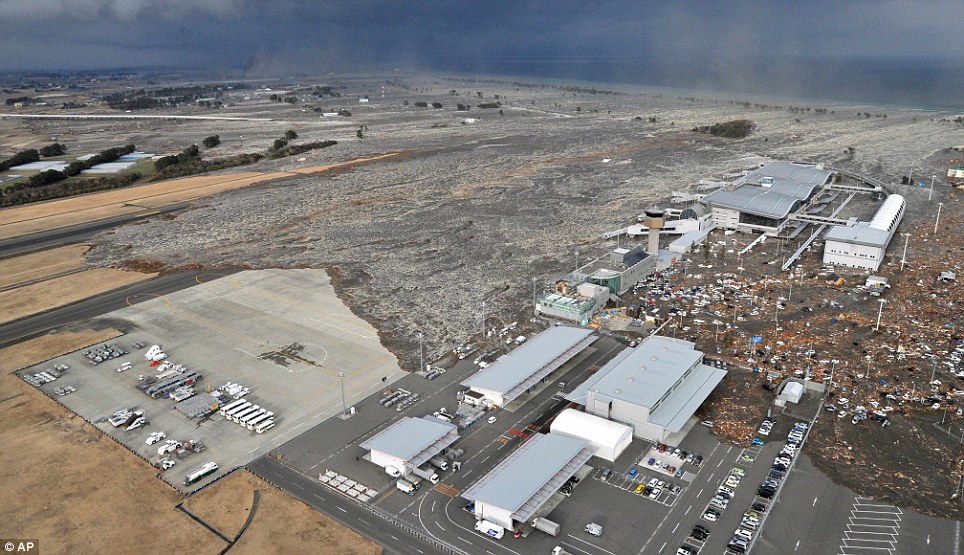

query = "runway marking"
[[336, 506, 347, 513], [837, 497, 901, 555]]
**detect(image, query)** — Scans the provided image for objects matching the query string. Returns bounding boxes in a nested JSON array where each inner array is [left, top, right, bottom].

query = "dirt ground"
[[0, 267, 156, 325], [185, 470, 383, 555], [0, 244, 88, 288], [0, 330, 227, 555]]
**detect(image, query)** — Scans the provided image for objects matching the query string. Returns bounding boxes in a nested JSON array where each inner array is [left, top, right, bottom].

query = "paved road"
[[249, 456, 455, 555], [755, 453, 961, 555], [0, 203, 188, 258], [0, 270, 237, 347]]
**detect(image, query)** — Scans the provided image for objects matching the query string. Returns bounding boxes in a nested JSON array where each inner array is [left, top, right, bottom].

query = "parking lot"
[[14, 269, 403, 490]]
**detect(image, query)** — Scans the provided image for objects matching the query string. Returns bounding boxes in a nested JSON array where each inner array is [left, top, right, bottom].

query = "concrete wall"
[[370, 450, 406, 473], [585, 392, 668, 441], [823, 240, 884, 271], [476, 502, 515, 530]]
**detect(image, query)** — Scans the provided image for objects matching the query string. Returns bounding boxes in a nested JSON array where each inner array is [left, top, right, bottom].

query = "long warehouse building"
[[461, 433, 593, 531], [461, 326, 597, 408]]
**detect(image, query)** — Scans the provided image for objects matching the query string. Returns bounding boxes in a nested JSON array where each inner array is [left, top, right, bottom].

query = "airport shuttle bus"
[[184, 462, 218, 485], [239, 408, 266, 427], [219, 398, 246, 416], [255, 419, 275, 434], [224, 401, 251, 419], [232, 405, 260, 423], [246, 411, 274, 430]]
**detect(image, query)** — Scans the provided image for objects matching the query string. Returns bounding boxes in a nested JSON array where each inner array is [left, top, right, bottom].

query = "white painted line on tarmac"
[[335, 506, 347, 513], [813, 496, 818, 506], [464, 469, 474, 478], [458, 537, 473, 544], [436, 522, 446, 531], [359, 519, 371, 526], [659, 541, 666, 553], [685, 504, 692, 515], [672, 523, 679, 534], [795, 540, 800, 551], [566, 534, 616, 555], [389, 534, 399, 541]]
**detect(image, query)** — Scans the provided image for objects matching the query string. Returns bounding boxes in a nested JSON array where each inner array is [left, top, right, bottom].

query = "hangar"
[[461, 433, 593, 531], [461, 326, 597, 408], [550, 408, 633, 462], [359, 416, 459, 477], [565, 336, 726, 442]]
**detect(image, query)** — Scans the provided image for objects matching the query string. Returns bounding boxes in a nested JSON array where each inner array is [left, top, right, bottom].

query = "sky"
[[2, 0, 962, 107]]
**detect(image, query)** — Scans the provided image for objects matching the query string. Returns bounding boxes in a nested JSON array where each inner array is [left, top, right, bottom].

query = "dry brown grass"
[[0, 267, 156, 325], [0, 328, 121, 373], [0, 244, 89, 289], [0, 331, 227, 555], [0, 153, 402, 240], [191, 471, 382, 555]]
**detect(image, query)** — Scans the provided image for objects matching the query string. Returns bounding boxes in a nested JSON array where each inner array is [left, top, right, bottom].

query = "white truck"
[[410, 465, 440, 484], [532, 517, 561, 537], [429, 456, 449, 471], [475, 519, 505, 539], [396, 479, 417, 495]]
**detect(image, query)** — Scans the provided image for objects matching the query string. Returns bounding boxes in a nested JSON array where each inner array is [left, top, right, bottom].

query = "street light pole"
[[481, 301, 486, 338], [901, 233, 911, 271], [935, 202, 944, 234], [339, 372, 347, 416], [929, 174, 936, 202], [875, 299, 886, 332], [418, 332, 424, 373]]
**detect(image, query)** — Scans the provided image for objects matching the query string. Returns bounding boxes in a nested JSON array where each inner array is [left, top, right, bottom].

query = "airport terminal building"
[[566, 336, 726, 442], [702, 162, 834, 234]]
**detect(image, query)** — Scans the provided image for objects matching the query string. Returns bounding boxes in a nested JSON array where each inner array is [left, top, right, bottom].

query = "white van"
[[475, 519, 505, 539]]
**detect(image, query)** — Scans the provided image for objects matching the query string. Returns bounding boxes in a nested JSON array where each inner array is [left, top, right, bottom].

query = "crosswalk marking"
[[838, 497, 901, 555]]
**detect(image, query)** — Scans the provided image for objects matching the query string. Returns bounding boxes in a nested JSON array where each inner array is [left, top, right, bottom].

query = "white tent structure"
[[778, 381, 805, 404], [550, 408, 633, 462]]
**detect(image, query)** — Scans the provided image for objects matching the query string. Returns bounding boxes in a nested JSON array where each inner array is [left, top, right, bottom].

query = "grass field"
[[0, 244, 89, 288], [0, 267, 156, 325]]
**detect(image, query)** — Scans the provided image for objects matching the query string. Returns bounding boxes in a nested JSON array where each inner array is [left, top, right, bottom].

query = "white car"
[[158, 458, 176, 470], [157, 440, 182, 456], [487, 416, 497, 424], [146, 432, 166, 445]]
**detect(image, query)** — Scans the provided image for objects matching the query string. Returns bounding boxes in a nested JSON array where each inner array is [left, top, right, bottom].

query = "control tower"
[[642, 207, 666, 255]]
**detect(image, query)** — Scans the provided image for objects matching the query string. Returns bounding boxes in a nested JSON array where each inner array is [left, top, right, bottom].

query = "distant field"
[[0, 153, 399, 240]]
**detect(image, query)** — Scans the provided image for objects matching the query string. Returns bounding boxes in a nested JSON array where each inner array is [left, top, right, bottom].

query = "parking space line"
[[566, 533, 617, 555]]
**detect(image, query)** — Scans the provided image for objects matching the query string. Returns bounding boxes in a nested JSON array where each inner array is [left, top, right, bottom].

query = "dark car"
[[751, 502, 768, 513]]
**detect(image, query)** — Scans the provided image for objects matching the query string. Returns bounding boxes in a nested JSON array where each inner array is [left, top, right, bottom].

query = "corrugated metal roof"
[[360, 416, 458, 464], [648, 364, 727, 431], [461, 326, 596, 397], [704, 162, 831, 219], [566, 336, 703, 409], [704, 187, 801, 219], [461, 433, 592, 522], [825, 223, 891, 247]]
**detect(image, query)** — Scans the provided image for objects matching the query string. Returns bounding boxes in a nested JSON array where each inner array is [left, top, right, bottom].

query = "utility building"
[[461, 433, 593, 531], [461, 326, 597, 408], [550, 408, 633, 462], [572, 245, 656, 296], [823, 194, 905, 271], [566, 336, 726, 443], [359, 416, 459, 477]]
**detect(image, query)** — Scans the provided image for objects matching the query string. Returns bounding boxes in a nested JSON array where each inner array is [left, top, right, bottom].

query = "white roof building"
[[461, 326, 597, 408], [550, 408, 633, 461], [461, 433, 593, 530], [566, 335, 726, 442], [823, 194, 905, 271], [359, 416, 459, 476]]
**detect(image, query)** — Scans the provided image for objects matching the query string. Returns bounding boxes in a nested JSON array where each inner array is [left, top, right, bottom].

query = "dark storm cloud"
[[2, 1, 962, 106]]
